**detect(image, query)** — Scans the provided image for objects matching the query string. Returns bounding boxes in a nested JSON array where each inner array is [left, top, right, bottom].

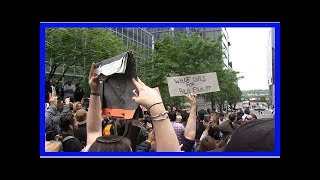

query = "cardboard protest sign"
[[167, 72, 220, 97], [140, 87, 160, 111], [94, 51, 138, 119]]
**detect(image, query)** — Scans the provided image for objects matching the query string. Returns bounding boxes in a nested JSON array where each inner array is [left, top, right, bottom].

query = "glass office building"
[[45, 28, 155, 85]]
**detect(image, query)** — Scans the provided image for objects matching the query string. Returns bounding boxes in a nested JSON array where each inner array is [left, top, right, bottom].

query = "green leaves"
[[46, 28, 128, 97], [138, 31, 235, 107]]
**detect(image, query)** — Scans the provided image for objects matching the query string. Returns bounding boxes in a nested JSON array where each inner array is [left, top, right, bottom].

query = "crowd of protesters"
[[45, 63, 274, 152]]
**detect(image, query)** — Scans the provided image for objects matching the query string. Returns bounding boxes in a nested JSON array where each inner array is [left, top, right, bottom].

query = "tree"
[[260, 96, 266, 102], [46, 28, 129, 96], [203, 68, 242, 111], [138, 32, 224, 107]]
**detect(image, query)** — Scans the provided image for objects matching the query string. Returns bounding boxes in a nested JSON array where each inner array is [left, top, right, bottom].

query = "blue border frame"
[[40, 22, 280, 157]]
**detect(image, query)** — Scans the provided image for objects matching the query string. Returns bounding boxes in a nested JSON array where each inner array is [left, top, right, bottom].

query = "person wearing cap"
[[224, 118, 274, 151], [74, 109, 87, 146]]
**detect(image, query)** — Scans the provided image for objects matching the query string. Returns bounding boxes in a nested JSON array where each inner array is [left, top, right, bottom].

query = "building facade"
[[45, 28, 154, 86], [146, 27, 231, 68], [266, 28, 275, 108]]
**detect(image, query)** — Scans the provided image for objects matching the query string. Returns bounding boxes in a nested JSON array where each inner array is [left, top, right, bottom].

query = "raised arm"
[[86, 63, 102, 145], [131, 77, 180, 152], [184, 93, 197, 140]]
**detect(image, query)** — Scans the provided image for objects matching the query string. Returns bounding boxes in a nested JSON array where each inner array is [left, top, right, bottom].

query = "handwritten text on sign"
[[167, 72, 220, 97]]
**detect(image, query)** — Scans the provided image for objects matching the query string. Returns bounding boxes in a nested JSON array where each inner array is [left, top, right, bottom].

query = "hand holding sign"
[[186, 92, 197, 107]]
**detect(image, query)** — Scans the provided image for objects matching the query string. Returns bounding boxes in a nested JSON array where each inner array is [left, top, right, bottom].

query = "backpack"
[[54, 135, 76, 152]]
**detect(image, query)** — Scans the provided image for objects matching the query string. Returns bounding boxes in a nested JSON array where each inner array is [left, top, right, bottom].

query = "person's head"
[[198, 109, 208, 121], [228, 112, 237, 122], [59, 113, 78, 132], [50, 79, 57, 86], [176, 115, 182, 123], [244, 108, 250, 115], [67, 79, 72, 85], [181, 110, 189, 123], [218, 113, 224, 120], [57, 99, 64, 112], [224, 118, 274, 151], [81, 97, 90, 109], [246, 113, 257, 121], [75, 109, 87, 125], [88, 135, 132, 152], [208, 126, 220, 140], [68, 102, 74, 112], [175, 109, 182, 116], [73, 102, 83, 113], [198, 136, 217, 152], [168, 111, 176, 122], [209, 109, 215, 117], [75, 83, 80, 88]]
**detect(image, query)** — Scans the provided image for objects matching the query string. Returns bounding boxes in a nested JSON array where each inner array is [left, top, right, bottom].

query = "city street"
[[251, 109, 274, 119]]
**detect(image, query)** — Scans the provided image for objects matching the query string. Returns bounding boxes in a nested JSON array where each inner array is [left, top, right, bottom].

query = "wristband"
[[90, 92, 100, 96], [148, 102, 163, 111]]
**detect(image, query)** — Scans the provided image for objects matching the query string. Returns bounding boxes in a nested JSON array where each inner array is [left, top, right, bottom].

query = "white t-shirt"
[[82, 144, 92, 152]]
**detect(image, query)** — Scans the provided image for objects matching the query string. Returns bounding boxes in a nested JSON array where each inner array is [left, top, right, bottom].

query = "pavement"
[[251, 109, 274, 119]]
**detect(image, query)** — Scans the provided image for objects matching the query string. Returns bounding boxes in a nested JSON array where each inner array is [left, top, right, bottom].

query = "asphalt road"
[[251, 109, 274, 119]]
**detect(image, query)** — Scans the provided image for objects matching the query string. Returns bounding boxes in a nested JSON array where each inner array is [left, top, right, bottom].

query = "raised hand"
[[186, 92, 197, 107], [131, 77, 162, 109], [89, 62, 100, 94], [48, 93, 57, 107], [64, 97, 70, 105]]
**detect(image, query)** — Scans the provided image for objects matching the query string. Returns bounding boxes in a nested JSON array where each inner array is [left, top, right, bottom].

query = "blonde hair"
[[73, 102, 82, 113], [45, 141, 62, 152]]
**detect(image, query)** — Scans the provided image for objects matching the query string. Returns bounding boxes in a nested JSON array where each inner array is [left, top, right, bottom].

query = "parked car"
[[254, 105, 265, 111]]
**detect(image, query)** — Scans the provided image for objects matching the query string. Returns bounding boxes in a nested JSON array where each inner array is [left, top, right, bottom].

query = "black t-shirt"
[[74, 124, 87, 147], [61, 134, 84, 152]]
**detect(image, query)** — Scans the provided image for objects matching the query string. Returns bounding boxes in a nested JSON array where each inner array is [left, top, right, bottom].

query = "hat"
[[224, 118, 274, 152], [75, 109, 87, 125]]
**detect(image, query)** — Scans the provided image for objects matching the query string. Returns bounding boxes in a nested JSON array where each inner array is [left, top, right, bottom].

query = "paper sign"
[[167, 72, 220, 97]]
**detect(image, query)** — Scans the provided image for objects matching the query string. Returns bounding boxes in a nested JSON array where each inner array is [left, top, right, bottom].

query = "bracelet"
[[90, 92, 100, 96], [151, 111, 168, 120], [148, 102, 163, 111], [152, 115, 169, 122]]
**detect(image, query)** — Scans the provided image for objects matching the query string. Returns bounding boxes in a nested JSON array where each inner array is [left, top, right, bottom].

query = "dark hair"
[[208, 126, 221, 140], [133, 106, 143, 120], [88, 135, 132, 152], [244, 108, 250, 114], [59, 113, 75, 132], [181, 110, 189, 122], [168, 111, 176, 121], [248, 113, 257, 120], [228, 112, 236, 122], [198, 109, 208, 120], [224, 118, 274, 151]]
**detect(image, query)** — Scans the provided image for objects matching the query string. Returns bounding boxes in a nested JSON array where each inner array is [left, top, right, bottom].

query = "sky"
[[227, 28, 271, 91]]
